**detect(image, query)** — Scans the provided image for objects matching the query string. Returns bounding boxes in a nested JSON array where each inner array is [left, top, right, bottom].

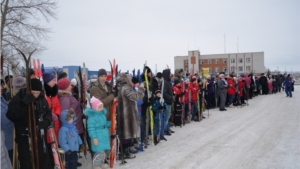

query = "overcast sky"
[[40, 0, 300, 73]]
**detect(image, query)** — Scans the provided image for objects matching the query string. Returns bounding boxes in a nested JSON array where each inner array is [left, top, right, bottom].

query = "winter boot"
[[229, 104, 235, 108], [124, 148, 136, 159], [128, 146, 138, 154], [100, 162, 109, 169]]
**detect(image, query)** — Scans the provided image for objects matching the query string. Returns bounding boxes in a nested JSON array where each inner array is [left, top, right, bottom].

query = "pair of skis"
[[33, 59, 65, 169]]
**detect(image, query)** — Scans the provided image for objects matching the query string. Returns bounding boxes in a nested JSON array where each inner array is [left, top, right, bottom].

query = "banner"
[[202, 68, 209, 77]]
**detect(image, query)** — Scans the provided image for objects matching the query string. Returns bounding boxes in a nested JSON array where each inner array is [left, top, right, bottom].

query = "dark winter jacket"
[[6, 88, 52, 144], [117, 73, 145, 139], [89, 80, 114, 120], [85, 108, 110, 152], [58, 90, 84, 134], [162, 69, 174, 105], [259, 76, 268, 86], [6, 88, 53, 169], [205, 79, 214, 94], [58, 110, 82, 152]]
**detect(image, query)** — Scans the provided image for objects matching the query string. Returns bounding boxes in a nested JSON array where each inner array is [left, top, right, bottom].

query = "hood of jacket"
[[116, 73, 132, 90], [84, 107, 107, 117], [162, 69, 171, 82], [44, 84, 58, 97], [60, 109, 77, 125]]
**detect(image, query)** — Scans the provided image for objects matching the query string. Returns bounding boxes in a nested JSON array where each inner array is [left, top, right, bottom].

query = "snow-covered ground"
[[79, 86, 300, 169]]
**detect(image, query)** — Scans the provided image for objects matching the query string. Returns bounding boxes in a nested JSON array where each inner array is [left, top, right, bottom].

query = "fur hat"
[[13, 76, 26, 90], [174, 79, 180, 85], [57, 78, 71, 90], [98, 69, 107, 77], [90, 96, 103, 111], [71, 78, 77, 86], [58, 72, 68, 80], [131, 77, 139, 84], [43, 72, 56, 84], [31, 78, 43, 91]]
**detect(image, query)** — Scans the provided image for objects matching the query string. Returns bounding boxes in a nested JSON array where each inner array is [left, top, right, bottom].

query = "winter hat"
[[156, 72, 163, 78], [90, 96, 103, 111], [5, 75, 13, 83], [57, 78, 71, 90], [230, 74, 234, 78], [183, 78, 189, 82], [43, 72, 56, 84], [191, 77, 197, 82], [219, 74, 225, 78], [71, 78, 77, 86], [58, 72, 68, 80], [98, 69, 107, 77], [131, 77, 139, 84], [174, 79, 180, 85], [13, 76, 26, 90], [106, 74, 112, 81], [155, 90, 161, 95], [31, 78, 43, 91]]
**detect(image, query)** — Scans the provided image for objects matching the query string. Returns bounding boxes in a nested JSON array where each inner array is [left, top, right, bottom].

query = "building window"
[[200, 60, 204, 64], [215, 59, 219, 64], [208, 59, 211, 64], [246, 66, 251, 72], [208, 67, 212, 73], [215, 67, 219, 72], [231, 58, 235, 63], [246, 58, 251, 63], [239, 58, 243, 63], [185, 60, 188, 65], [238, 66, 243, 71], [223, 67, 227, 72], [230, 66, 235, 72], [223, 59, 227, 64]]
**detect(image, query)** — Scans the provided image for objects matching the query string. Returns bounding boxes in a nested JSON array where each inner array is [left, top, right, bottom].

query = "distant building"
[[174, 50, 265, 75]]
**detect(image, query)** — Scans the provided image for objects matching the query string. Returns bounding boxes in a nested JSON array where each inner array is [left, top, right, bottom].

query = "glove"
[[22, 94, 35, 105], [112, 92, 117, 97], [147, 101, 152, 107], [37, 120, 48, 129]]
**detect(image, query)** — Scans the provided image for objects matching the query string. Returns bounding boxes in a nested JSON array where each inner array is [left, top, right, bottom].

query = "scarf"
[[62, 122, 77, 137]]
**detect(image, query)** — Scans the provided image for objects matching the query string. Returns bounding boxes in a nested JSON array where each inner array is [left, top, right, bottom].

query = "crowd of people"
[[0, 66, 296, 169]]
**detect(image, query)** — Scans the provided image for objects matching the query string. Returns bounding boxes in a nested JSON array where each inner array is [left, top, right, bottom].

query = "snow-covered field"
[[79, 86, 300, 169]]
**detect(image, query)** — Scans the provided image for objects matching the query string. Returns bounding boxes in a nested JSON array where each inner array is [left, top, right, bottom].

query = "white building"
[[174, 50, 265, 75]]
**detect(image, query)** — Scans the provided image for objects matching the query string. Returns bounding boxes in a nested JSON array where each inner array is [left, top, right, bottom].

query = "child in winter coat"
[[58, 109, 82, 169], [152, 90, 167, 145], [268, 78, 273, 94], [85, 96, 111, 169]]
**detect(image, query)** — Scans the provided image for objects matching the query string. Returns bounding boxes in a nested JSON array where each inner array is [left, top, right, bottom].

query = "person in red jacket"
[[237, 76, 244, 105], [172, 79, 185, 126], [43, 72, 61, 138], [190, 78, 200, 121], [183, 78, 191, 122], [227, 75, 236, 108]]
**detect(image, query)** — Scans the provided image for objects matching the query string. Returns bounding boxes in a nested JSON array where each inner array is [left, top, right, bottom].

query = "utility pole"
[[224, 34, 226, 53], [237, 37, 239, 53]]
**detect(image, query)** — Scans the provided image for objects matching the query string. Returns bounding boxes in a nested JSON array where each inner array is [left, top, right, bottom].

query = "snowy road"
[[80, 86, 300, 169]]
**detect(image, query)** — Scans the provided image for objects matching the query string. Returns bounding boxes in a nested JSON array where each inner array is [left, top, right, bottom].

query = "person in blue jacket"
[[85, 96, 111, 169], [284, 74, 293, 97], [58, 109, 82, 169], [0, 84, 14, 163]]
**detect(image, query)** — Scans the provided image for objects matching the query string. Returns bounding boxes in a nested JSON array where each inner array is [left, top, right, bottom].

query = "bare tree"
[[1, 0, 57, 76]]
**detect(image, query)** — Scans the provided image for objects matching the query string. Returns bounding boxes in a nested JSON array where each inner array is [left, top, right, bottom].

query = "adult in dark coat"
[[217, 74, 228, 111], [162, 69, 174, 134], [259, 73, 268, 95], [6, 79, 53, 169]]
